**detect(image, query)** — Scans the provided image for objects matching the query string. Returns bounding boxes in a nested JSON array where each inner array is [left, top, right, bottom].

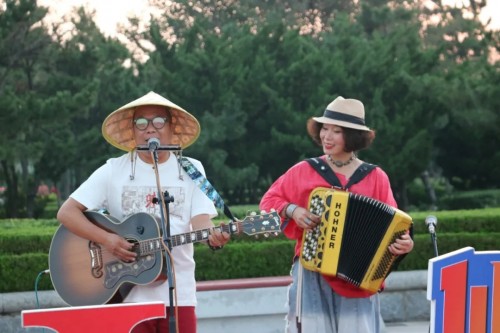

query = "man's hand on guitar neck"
[[208, 221, 230, 250], [190, 214, 230, 250]]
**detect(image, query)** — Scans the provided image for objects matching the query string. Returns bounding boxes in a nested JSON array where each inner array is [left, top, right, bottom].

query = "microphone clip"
[[425, 215, 438, 234], [136, 144, 182, 151]]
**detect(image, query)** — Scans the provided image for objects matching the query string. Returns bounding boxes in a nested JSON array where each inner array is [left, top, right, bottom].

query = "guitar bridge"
[[89, 241, 103, 278]]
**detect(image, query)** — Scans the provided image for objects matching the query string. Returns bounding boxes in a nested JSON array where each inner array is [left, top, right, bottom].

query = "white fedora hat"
[[313, 96, 370, 131]]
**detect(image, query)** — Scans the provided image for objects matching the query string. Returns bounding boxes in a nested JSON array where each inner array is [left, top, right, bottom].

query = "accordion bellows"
[[300, 187, 413, 293]]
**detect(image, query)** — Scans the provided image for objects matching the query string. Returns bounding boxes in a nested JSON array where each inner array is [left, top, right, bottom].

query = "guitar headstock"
[[236, 210, 281, 237]]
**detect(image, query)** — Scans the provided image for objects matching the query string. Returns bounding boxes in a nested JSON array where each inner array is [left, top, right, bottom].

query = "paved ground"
[[386, 321, 430, 333]]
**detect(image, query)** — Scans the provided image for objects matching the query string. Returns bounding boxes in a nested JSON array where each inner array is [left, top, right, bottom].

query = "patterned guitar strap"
[[178, 157, 236, 221]]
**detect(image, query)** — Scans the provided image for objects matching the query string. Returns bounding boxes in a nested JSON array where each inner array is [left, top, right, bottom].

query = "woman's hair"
[[306, 118, 376, 152]]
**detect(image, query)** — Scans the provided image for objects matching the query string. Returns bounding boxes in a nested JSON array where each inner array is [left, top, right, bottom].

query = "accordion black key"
[[300, 187, 413, 292]]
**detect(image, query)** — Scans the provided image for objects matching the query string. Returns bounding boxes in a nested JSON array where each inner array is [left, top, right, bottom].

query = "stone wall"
[[0, 270, 429, 333]]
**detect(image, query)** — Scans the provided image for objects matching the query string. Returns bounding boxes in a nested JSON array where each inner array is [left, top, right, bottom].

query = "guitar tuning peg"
[[263, 233, 269, 238], [250, 211, 257, 216], [254, 235, 259, 239], [274, 232, 279, 237]]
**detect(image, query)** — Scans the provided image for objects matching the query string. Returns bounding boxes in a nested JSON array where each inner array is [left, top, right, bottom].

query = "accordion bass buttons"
[[301, 193, 327, 268]]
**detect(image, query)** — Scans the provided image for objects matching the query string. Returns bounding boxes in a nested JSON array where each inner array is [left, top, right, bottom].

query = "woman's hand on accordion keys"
[[291, 206, 320, 230], [388, 230, 414, 255]]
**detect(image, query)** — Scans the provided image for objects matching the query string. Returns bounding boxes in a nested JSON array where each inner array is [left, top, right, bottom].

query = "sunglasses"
[[133, 117, 168, 130]]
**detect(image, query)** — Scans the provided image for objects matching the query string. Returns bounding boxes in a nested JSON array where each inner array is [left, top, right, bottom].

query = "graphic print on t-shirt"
[[122, 186, 185, 220]]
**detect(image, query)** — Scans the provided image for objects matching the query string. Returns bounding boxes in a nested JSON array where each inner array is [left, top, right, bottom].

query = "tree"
[[37, 6, 138, 200], [0, 0, 53, 217], [126, 0, 449, 208], [419, 0, 500, 192]]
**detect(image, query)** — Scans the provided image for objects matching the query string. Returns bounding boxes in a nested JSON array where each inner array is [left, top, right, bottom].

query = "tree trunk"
[[21, 157, 37, 218], [394, 181, 409, 211], [420, 170, 437, 210], [1, 160, 20, 217]]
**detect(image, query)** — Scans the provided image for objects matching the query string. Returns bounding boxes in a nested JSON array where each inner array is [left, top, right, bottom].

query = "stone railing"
[[0, 270, 429, 333]]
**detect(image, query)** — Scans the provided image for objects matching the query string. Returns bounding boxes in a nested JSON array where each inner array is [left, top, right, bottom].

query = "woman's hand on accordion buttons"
[[388, 231, 414, 255], [292, 206, 320, 230]]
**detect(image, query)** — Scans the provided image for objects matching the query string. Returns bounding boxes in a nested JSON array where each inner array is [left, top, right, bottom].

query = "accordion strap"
[[305, 157, 377, 190]]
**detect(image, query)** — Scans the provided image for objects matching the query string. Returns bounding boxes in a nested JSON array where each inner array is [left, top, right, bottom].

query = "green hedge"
[[397, 232, 500, 270], [439, 189, 500, 210], [2, 231, 500, 293], [409, 208, 500, 233], [0, 253, 53, 292], [2, 207, 500, 293]]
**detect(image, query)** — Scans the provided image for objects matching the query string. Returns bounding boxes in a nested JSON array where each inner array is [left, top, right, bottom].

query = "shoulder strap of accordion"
[[305, 158, 377, 190], [345, 162, 377, 189], [305, 157, 342, 188]]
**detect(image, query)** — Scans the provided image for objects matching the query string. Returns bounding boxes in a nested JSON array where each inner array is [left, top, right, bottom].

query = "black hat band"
[[323, 109, 366, 126]]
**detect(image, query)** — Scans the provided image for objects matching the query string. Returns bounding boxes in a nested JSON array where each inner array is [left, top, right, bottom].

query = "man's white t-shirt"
[[70, 152, 217, 306]]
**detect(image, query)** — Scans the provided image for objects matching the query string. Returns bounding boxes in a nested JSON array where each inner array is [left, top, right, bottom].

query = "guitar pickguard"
[[104, 255, 158, 289]]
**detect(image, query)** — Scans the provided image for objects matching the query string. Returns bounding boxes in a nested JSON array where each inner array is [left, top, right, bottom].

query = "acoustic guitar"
[[49, 210, 280, 306]]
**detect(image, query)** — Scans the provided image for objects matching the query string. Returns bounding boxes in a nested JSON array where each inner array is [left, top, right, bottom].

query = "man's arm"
[[57, 198, 136, 261]]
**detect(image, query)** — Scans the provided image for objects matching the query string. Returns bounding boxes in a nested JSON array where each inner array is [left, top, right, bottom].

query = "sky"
[[38, 0, 152, 35], [39, 0, 500, 36]]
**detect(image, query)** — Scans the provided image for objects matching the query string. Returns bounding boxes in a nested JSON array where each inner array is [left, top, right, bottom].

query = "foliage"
[[0, 0, 498, 216]]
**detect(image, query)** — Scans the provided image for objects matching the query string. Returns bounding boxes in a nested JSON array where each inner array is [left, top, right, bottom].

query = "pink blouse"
[[259, 157, 397, 298]]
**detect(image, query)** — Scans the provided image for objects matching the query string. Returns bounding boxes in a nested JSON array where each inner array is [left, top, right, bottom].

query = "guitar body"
[[49, 209, 280, 306], [49, 211, 164, 306]]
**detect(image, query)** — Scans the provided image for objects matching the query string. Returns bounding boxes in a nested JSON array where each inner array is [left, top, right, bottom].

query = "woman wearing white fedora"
[[57, 91, 230, 333], [259, 96, 413, 333]]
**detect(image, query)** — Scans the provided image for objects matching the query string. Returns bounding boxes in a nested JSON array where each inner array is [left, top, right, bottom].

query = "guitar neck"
[[170, 223, 236, 247], [134, 211, 279, 256], [136, 223, 237, 255]]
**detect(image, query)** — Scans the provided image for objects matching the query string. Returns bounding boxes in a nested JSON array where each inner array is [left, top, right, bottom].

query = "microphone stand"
[[426, 216, 439, 258], [150, 149, 177, 333], [425, 216, 439, 333], [430, 229, 438, 257]]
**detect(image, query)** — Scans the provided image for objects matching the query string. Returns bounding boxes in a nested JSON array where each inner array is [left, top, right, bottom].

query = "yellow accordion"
[[300, 187, 413, 293]]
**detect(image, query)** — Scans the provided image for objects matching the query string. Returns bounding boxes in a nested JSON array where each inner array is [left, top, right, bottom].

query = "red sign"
[[428, 247, 500, 333]]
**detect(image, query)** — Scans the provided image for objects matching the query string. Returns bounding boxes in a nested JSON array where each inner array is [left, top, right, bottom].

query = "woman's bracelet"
[[285, 203, 298, 219]]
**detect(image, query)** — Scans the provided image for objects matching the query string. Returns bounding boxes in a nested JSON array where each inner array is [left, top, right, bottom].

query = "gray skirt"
[[285, 261, 383, 333]]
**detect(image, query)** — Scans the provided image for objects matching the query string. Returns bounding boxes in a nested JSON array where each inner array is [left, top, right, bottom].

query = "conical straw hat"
[[102, 91, 200, 151]]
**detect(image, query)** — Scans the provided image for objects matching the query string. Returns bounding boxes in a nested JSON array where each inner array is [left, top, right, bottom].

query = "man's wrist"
[[208, 240, 224, 251]]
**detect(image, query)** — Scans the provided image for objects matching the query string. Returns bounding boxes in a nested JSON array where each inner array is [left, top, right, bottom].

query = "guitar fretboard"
[[135, 223, 238, 255]]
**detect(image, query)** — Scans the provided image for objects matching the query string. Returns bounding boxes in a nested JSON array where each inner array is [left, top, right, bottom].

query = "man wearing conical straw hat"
[[57, 91, 230, 333]]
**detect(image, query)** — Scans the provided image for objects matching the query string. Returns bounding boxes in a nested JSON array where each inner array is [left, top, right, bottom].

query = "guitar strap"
[[179, 157, 236, 221], [305, 157, 377, 190]]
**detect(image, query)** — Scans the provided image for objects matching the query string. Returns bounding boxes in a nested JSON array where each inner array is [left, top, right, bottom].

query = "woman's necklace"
[[326, 153, 356, 168]]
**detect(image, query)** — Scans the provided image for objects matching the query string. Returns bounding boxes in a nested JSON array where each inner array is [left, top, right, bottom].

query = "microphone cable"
[[35, 269, 50, 308], [34, 269, 50, 333]]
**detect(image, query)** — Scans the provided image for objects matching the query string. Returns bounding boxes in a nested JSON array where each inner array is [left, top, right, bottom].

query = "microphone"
[[147, 138, 160, 152], [425, 215, 437, 234]]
